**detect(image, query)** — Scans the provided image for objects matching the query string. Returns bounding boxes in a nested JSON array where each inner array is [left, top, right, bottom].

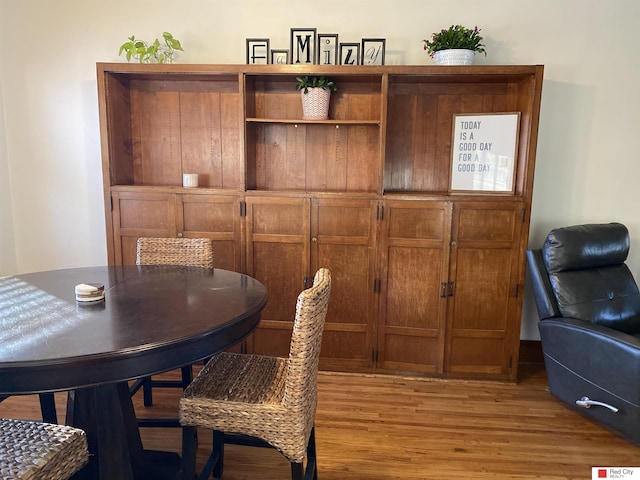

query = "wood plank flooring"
[[1, 364, 638, 479]]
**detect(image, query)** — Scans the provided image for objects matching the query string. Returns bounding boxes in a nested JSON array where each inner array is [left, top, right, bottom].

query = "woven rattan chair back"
[[136, 237, 214, 269], [178, 268, 331, 480], [283, 268, 331, 431], [0, 418, 88, 479]]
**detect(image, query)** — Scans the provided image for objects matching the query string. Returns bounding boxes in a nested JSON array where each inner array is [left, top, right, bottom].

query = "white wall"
[[0, 73, 17, 275], [0, 0, 638, 339]]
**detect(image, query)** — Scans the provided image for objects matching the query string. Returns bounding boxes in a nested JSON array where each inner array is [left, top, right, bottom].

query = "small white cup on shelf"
[[183, 173, 199, 188]]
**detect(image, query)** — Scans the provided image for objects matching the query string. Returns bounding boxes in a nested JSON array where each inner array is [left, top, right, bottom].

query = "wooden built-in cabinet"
[[98, 63, 543, 381]]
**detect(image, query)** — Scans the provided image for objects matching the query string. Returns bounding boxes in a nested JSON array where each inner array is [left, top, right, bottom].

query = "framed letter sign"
[[339, 42, 360, 65], [450, 113, 521, 193], [361, 38, 386, 65], [271, 49, 289, 65], [246, 38, 270, 64], [291, 28, 316, 64], [317, 34, 338, 65]]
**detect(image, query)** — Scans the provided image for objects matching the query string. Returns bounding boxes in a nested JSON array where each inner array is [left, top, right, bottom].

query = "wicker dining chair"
[[0, 418, 89, 480], [130, 237, 214, 426], [179, 268, 331, 480], [135, 237, 214, 270]]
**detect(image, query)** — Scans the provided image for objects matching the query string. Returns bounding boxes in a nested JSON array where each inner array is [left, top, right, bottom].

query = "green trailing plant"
[[119, 32, 184, 64], [422, 25, 486, 58], [295, 76, 337, 94]]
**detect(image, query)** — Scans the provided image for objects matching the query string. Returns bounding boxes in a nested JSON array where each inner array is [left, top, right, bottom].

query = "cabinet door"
[[111, 191, 178, 265], [377, 200, 452, 373], [445, 201, 523, 379], [178, 194, 243, 272], [245, 196, 310, 357], [311, 198, 377, 371]]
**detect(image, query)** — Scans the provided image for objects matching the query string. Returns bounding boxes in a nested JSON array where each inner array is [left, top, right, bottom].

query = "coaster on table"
[[75, 283, 105, 304]]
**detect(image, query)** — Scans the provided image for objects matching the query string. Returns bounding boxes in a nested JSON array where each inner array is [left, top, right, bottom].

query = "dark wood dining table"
[[0, 265, 267, 480]]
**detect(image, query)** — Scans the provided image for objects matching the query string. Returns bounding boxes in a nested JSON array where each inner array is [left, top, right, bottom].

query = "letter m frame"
[[290, 28, 317, 64]]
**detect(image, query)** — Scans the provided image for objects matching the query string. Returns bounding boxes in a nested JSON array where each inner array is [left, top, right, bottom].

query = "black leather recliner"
[[526, 222, 640, 444]]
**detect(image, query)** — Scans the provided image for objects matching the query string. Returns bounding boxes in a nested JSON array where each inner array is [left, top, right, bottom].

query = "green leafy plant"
[[119, 32, 184, 64], [422, 25, 486, 58], [295, 76, 337, 94]]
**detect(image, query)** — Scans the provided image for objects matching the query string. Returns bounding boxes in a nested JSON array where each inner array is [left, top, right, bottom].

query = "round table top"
[[0, 265, 268, 393]]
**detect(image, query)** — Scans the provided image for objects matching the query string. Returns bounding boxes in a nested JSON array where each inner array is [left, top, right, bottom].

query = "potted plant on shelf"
[[295, 76, 337, 120], [119, 32, 184, 64], [422, 25, 486, 65]]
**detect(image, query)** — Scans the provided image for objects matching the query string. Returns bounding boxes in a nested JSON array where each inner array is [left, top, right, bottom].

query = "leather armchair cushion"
[[550, 266, 640, 334], [542, 222, 629, 273], [542, 222, 640, 334]]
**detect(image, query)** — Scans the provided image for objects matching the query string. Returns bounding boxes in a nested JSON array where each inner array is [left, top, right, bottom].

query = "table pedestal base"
[[67, 382, 181, 480]]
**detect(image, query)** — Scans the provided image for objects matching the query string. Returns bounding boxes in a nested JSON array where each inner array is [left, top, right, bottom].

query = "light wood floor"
[[1, 365, 638, 479]]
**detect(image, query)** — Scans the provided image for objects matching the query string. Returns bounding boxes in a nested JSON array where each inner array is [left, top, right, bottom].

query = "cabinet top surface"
[[97, 62, 544, 77]]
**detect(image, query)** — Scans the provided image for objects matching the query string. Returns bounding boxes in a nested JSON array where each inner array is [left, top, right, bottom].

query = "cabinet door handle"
[[576, 396, 619, 413], [177, 232, 183, 238], [447, 281, 454, 297], [441, 282, 447, 298]]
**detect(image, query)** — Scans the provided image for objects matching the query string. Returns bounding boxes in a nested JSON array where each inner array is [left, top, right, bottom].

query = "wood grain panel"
[[180, 92, 223, 187], [448, 337, 505, 374], [111, 191, 177, 265], [105, 74, 134, 185], [258, 124, 306, 190], [220, 93, 243, 189], [131, 90, 182, 186], [451, 248, 513, 331], [385, 87, 440, 192], [320, 331, 369, 364], [445, 201, 523, 378], [377, 200, 452, 372], [180, 194, 242, 272], [383, 335, 441, 373], [312, 198, 377, 368], [245, 197, 310, 355], [252, 327, 292, 357], [345, 126, 379, 192]]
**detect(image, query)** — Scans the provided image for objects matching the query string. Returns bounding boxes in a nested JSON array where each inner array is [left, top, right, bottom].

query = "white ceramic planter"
[[301, 88, 331, 120], [433, 49, 475, 66]]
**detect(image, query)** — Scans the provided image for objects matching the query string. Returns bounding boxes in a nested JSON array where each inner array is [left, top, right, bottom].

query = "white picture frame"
[[339, 43, 360, 65], [246, 38, 270, 64], [361, 38, 386, 65], [270, 49, 289, 65], [449, 113, 521, 193], [317, 34, 339, 65], [290, 28, 317, 64]]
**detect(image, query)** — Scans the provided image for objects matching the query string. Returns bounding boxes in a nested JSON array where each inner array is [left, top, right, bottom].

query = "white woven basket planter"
[[301, 88, 331, 120], [433, 49, 475, 65]]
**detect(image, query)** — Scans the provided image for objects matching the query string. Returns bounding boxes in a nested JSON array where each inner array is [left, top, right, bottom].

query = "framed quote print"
[[449, 113, 521, 193]]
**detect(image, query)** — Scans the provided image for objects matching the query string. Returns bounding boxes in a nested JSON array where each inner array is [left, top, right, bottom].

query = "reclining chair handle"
[[575, 396, 619, 413]]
